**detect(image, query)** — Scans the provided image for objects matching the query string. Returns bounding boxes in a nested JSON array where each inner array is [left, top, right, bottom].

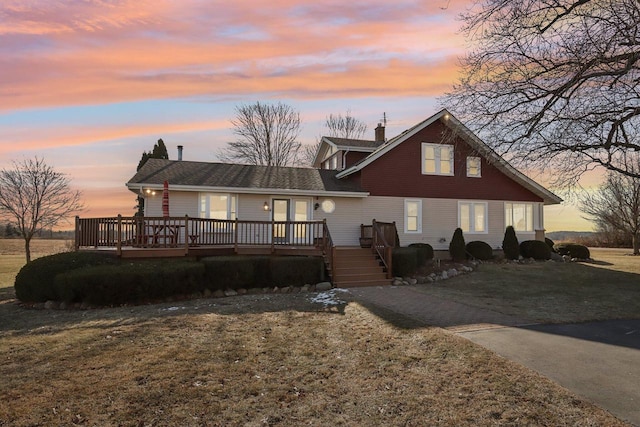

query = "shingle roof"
[[127, 159, 365, 194]]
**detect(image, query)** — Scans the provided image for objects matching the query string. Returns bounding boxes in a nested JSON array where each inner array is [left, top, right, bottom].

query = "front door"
[[272, 199, 290, 244]]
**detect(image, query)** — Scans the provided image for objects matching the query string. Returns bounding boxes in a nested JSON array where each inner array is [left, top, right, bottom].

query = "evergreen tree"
[[449, 228, 466, 262], [135, 139, 169, 215], [502, 226, 520, 260]]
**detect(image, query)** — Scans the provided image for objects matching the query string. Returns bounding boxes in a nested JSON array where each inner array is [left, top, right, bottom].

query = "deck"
[[75, 216, 331, 258]]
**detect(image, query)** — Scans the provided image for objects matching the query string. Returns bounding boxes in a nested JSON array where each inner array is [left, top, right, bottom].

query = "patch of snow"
[[310, 289, 349, 306]]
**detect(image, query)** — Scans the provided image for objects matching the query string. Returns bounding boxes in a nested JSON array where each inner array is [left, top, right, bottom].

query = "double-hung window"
[[505, 203, 533, 232], [404, 199, 422, 233], [459, 201, 487, 233], [422, 143, 454, 176]]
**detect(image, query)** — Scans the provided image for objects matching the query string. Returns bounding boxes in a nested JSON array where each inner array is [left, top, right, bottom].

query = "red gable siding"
[[344, 151, 369, 169], [359, 119, 543, 202]]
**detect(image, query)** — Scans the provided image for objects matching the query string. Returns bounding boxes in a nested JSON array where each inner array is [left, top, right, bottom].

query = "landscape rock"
[[301, 284, 310, 292], [224, 289, 238, 297], [441, 270, 448, 280], [407, 278, 418, 286], [393, 279, 403, 286], [237, 288, 247, 295], [203, 289, 212, 297], [213, 290, 225, 298], [316, 282, 332, 291], [44, 300, 58, 310]]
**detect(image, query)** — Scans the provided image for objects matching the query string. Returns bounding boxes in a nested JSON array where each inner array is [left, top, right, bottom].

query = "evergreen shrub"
[[269, 256, 325, 286], [519, 240, 551, 260], [408, 243, 434, 265], [465, 241, 493, 260], [502, 226, 520, 260], [15, 251, 118, 302], [449, 228, 466, 261], [392, 247, 419, 277], [554, 243, 590, 259], [545, 237, 556, 252]]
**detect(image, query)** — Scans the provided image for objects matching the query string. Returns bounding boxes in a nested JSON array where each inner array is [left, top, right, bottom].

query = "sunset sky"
[[0, 0, 595, 231]]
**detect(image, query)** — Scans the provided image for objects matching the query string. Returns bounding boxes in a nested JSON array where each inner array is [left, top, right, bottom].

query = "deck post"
[[385, 246, 393, 279], [234, 218, 239, 253], [116, 214, 122, 256], [271, 218, 275, 253], [184, 215, 189, 255], [74, 216, 80, 252]]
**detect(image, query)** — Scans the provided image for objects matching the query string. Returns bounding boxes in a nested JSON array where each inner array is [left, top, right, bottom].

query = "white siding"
[[144, 191, 198, 217], [144, 190, 546, 249]]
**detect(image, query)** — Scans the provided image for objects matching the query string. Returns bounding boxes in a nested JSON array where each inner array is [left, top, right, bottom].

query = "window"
[[459, 202, 487, 233], [505, 203, 534, 232], [199, 193, 237, 220], [422, 143, 454, 175], [404, 199, 422, 233], [467, 157, 481, 177]]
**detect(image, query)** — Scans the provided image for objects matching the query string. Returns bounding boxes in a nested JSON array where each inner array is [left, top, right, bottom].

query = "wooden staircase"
[[331, 247, 391, 287]]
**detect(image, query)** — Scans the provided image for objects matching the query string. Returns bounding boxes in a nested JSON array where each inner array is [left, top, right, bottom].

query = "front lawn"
[[415, 248, 640, 323]]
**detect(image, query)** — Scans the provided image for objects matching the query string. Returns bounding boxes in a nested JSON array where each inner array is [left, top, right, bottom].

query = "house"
[[126, 109, 562, 252]]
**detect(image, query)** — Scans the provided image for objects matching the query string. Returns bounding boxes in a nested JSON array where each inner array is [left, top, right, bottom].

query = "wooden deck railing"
[[371, 219, 397, 279], [75, 215, 331, 253]]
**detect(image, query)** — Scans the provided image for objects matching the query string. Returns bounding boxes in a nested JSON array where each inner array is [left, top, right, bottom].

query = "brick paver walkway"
[[348, 285, 532, 332]]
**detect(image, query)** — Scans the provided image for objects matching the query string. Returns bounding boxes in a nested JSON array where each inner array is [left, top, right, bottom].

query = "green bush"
[[502, 226, 520, 260], [15, 251, 118, 302], [270, 256, 325, 286], [449, 228, 466, 262], [545, 237, 556, 252], [202, 256, 260, 291], [519, 240, 551, 260], [408, 243, 434, 265], [465, 241, 493, 260], [392, 247, 419, 277], [554, 243, 590, 259], [54, 261, 206, 306]]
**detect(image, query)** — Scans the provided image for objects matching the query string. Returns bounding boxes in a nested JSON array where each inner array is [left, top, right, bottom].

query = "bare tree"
[[219, 101, 302, 167], [581, 171, 640, 254], [302, 110, 368, 166], [443, 0, 640, 188], [324, 110, 368, 140], [0, 158, 83, 262]]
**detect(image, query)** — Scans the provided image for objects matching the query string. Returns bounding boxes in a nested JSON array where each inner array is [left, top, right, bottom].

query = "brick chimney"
[[177, 145, 183, 161], [375, 123, 385, 143]]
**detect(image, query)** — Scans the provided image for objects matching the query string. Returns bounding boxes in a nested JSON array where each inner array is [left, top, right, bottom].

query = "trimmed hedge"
[[408, 243, 434, 265], [392, 247, 419, 277], [449, 228, 466, 262], [502, 226, 520, 260], [465, 241, 493, 260], [554, 243, 590, 259], [15, 251, 118, 302], [519, 240, 551, 260], [15, 253, 326, 306], [53, 261, 205, 306]]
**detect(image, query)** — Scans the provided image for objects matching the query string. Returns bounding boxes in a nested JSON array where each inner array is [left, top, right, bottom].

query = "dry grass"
[[0, 295, 627, 426], [415, 248, 640, 323], [0, 240, 632, 426]]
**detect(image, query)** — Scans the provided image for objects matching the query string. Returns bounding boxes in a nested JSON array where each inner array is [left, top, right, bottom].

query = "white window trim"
[[504, 202, 535, 232], [421, 143, 454, 176], [466, 156, 481, 178], [404, 199, 422, 234], [199, 193, 237, 220], [458, 201, 488, 234]]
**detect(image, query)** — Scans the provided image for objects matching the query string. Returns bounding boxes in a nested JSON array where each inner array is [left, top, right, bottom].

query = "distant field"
[[0, 239, 71, 298]]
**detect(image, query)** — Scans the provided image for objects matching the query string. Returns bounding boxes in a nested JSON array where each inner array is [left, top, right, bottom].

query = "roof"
[[322, 137, 383, 149], [312, 136, 384, 167], [127, 159, 367, 196], [336, 109, 563, 205]]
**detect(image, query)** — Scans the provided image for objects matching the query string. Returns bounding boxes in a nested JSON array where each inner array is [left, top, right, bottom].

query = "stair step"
[[333, 272, 388, 282], [334, 266, 383, 275], [334, 279, 392, 288]]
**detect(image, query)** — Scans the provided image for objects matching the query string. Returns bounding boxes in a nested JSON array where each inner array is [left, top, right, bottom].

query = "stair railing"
[[372, 219, 395, 279]]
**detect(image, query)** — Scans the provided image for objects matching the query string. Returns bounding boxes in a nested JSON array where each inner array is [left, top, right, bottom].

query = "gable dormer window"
[[422, 143, 454, 176], [467, 156, 481, 177]]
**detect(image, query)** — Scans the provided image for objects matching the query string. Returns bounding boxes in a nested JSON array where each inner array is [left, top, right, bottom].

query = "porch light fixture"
[[145, 189, 157, 196], [263, 202, 270, 211]]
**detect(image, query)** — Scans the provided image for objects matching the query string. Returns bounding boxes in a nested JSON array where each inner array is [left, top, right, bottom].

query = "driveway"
[[349, 286, 640, 426]]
